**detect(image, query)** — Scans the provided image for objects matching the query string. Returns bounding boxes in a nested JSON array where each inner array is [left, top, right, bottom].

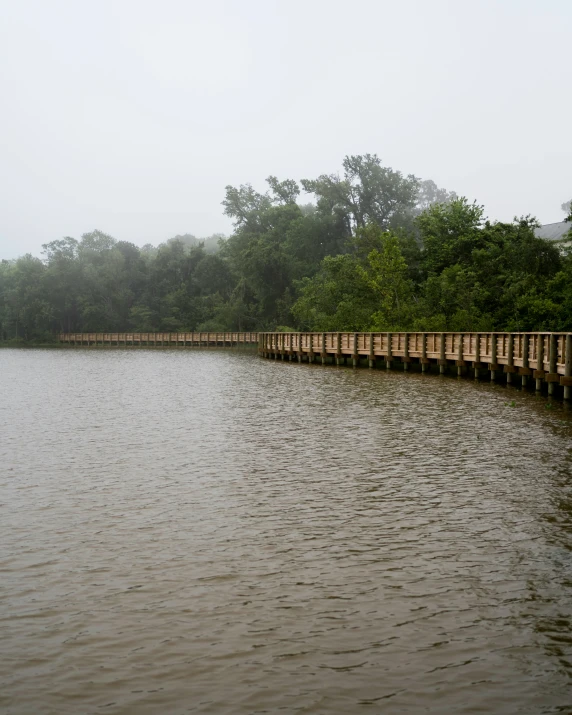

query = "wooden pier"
[[260, 332, 572, 399], [58, 332, 259, 347]]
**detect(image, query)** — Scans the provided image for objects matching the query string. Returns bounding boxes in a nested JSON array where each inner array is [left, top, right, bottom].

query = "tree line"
[[1, 154, 571, 342]]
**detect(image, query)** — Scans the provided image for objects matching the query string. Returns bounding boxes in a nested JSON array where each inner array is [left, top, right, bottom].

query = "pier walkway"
[[58, 332, 258, 347], [260, 332, 572, 399]]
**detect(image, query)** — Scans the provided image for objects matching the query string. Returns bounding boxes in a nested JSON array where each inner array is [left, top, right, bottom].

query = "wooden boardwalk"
[[260, 332, 572, 399], [58, 332, 259, 347]]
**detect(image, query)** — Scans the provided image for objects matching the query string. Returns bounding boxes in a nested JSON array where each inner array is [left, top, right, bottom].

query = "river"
[[1, 348, 572, 714]]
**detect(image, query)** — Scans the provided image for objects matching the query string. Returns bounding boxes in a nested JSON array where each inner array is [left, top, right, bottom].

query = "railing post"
[[506, 333, 514, 384], [322, 332, 327, 365], [336, 332, 343, 366], [439, 333, 446, 374], [352, 333, 358, 367], [564, 334, 572, 400], [386, 332, 392, 370], [308, 333, 314, 363], [474, 333, 481, 380], [421, 332, 427, 373], [522, 334, 529, 387], [548, 334, 558, 396], [457, 333, 464, 376], [369, 333, 375, 368], [536, 335, 544, 391], [490, 333, 497, 381], [403, 333, 409, 371]]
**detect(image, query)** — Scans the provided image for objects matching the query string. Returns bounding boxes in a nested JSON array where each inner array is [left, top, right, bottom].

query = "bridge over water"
[[58, 332, 258, 347], [260, 332, 572, 400], [58, 331, 572, 399]]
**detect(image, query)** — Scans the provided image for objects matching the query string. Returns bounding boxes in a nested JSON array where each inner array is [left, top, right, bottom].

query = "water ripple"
[[1, 348, 572, 714]]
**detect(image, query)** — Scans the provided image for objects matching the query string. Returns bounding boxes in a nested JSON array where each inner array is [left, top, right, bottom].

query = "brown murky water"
[[1, 349, 572, 715]]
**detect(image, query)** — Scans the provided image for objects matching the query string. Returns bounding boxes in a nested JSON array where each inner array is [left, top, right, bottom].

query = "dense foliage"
[[1, 155, 571, 342]]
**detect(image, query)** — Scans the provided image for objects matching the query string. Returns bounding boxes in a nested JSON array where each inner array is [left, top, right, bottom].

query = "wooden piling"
[[506, 333, 514, 384], [457, 334, 464, 376], [548, 334, 558, 396], [386, 332, 392, 370], [521, 334, 529, 387], [439, 333, 446, 374], [536, 335, 544, 391], [490, 333, 497, 381], [564, 334, 572, 401], [369, 333, 374, 368]]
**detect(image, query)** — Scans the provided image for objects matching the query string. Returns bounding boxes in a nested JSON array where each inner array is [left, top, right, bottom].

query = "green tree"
[[301, 154, 419, 237]]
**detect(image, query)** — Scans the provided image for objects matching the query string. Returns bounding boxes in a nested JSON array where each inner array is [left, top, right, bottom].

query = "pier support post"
[[352, 333, 358, 367], [522, 334, 529, 387], [386, 332, 392, 370], [439, 333, 446, 374], [403, 333, 409, 371], [369, 333, 375, 368], [536, 335, 544, 391], [335, 332, 343, 365], [564, 334, 572, 400], [490, 333, 497, 381], [507, 334, 514, 384], [548, 334, 557, 396], [456, 333, 464, 377]]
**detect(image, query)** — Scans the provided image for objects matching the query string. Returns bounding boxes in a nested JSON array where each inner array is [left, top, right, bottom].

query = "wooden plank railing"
[[259, 332, 572, 398], [58, 332, 259, 346]]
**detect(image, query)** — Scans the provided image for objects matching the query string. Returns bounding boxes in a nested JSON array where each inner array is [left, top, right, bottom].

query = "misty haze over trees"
[[1, 155, 571, 342]]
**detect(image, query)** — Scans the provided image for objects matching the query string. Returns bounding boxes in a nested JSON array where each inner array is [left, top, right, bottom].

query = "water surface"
[[1, 348, 572, 714]]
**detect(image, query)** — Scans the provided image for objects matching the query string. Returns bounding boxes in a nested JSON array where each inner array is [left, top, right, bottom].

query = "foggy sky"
[[1, 0, 571, 259]]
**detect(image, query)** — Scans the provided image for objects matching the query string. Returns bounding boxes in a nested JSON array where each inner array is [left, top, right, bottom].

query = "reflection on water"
[[1, 348, 572, 714]]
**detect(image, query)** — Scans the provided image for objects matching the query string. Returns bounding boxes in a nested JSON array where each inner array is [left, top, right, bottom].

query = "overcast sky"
[[1, 0, 570, 259]]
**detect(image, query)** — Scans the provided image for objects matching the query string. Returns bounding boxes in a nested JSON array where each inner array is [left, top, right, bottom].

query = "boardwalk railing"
[[58, 332, 258, 346], [259, 332, 572, 398]]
